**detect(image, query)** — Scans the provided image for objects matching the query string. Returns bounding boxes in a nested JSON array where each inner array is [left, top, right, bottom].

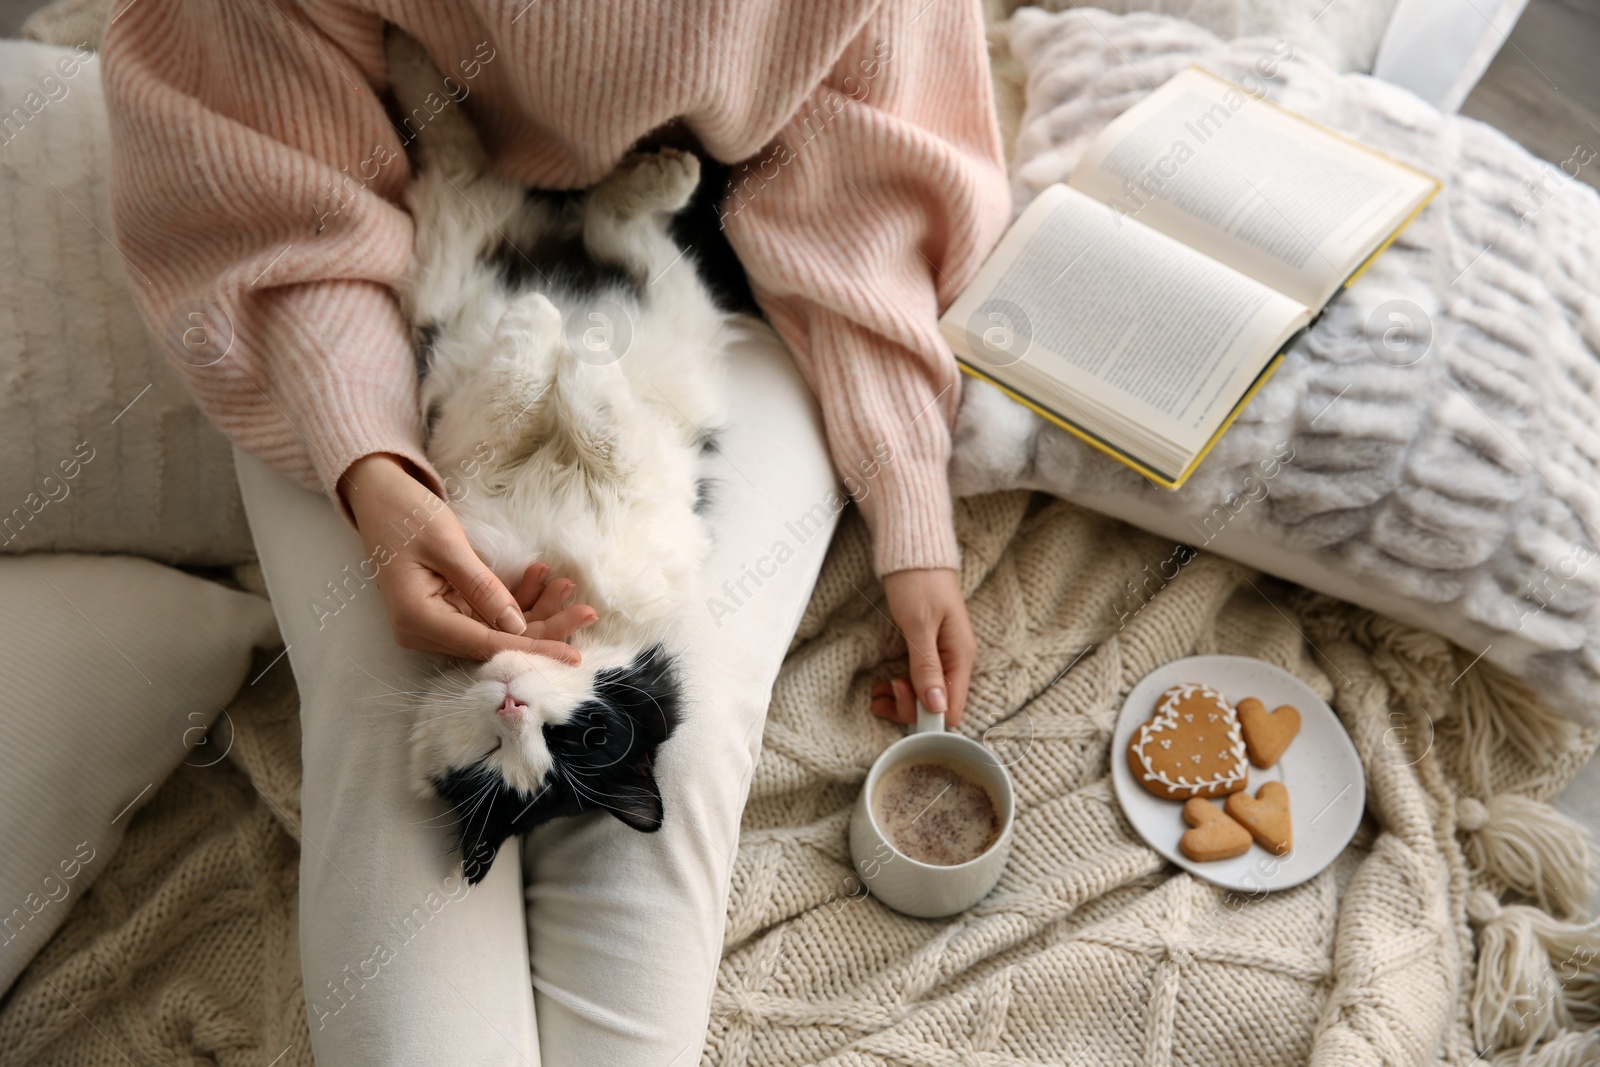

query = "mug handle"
[[915, 701, 944, 734]]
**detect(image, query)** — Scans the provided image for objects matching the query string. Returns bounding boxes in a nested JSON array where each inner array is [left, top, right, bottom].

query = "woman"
[[102, 2, 1009, 1062]]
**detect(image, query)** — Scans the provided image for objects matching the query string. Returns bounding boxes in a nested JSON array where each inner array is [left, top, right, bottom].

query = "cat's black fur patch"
[[693, 477, 715, 515], [488, 225, 641, 297], [432, 644, 684, 884], [413, 321, 439, 380], [667, 156, 760, 316]]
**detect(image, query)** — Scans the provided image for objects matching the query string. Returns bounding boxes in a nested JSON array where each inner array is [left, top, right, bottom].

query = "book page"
[[1068, 68, 1438, 309], [941, 185, 1308, 470]]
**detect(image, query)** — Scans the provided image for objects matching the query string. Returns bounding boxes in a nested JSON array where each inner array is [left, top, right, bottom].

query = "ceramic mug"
[[849, 704, 1016, 918]]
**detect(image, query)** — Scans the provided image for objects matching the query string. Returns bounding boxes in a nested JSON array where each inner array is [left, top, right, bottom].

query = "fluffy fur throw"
[[952, 8, 1600, 721], [1014, 0, 1399, 73]]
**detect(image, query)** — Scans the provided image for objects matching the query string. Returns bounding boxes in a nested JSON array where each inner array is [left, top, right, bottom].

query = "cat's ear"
[[459, 829, 511, 885], [608, 766, 664, 833], [431, 770, 523, 885]]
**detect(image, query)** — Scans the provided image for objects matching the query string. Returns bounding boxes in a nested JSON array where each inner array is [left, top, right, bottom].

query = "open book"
[[940, 68, 1440, 488]]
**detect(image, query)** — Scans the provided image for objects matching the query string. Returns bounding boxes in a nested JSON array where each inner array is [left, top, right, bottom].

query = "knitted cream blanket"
[[5, 497, 1596, 1065], [705, 497, 1600, 1065]]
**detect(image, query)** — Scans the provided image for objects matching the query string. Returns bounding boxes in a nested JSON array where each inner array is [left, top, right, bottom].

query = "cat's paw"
[[495, 291, 563, 346], [594, 149, 700, 219]]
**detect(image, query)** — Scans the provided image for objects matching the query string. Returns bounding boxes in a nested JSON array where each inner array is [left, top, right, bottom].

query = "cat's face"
[[412, 644, 681, 883]]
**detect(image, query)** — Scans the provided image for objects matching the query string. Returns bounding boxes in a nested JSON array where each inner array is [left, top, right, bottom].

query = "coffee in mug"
[[872, 760, 1001, 866]]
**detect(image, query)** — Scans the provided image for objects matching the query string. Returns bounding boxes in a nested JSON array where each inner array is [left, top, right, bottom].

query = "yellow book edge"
[[954, 347, 1288, 491], [1183, 65, 1444, 290], [1343, 182, 1439, 288]]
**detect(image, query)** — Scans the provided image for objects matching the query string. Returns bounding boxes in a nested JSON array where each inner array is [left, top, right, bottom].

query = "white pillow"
[[0, 40, 255, 565], [952, 9, 1600, 721], [0, 553, 277, 994]]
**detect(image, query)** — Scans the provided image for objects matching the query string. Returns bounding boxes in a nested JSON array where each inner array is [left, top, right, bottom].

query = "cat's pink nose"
[[498, 694, 527, 721]]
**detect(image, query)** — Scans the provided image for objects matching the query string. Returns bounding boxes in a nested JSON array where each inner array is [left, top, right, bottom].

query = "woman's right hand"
[[339, 453, 596, 662]]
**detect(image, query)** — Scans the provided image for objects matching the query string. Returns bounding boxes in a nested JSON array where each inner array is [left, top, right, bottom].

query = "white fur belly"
[[455, 461, 710, 640]]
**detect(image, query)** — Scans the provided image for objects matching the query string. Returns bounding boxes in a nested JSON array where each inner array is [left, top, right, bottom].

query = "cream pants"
[[235, 335, 839, 1066]]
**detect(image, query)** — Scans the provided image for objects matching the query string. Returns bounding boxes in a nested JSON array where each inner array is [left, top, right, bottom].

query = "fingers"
[[870, 681, 896, 719], [512, 563, 595, 640], [940, 617, 976, 730], [526, 603, 597, 642], [397, 603, 583, 664], [869, 678, 917, 724], [432, 539, 526, 635], [529, 574, 577, 621], [509, 637, 585, 664], [512, 562, 551, 611], [894, 678, 917, 723], [904, 620, 951, 726], [387, 562, 581, 664], [513, 562, 596, 639]]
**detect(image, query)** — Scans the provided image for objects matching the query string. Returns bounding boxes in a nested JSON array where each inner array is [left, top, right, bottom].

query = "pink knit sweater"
[[101, 0, 1010, 574]]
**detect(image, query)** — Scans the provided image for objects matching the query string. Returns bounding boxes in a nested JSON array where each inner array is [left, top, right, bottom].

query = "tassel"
[[1468, 890, 1600, 1051], [1447, 667, 1578, 792], [1489, 1029, 1600, 1065], [1460, 794, 1599, 920]]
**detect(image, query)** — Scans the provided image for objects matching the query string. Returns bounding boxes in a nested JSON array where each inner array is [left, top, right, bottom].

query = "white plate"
[[1110, 655, 1365, 892]]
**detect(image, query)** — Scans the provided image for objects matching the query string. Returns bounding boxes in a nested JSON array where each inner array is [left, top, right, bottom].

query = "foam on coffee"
[[872, 760, 1000, 866]]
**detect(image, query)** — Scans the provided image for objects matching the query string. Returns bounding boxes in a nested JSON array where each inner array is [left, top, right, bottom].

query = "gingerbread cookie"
[[1179, 798, 1252, 862], [1127, 683, 1249, 799], [1224, 781, 1293, 855], [1236, 697, 1301, 768]]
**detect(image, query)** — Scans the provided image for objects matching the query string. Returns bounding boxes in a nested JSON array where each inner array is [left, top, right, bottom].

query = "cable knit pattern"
[[0, 42, 255, 565], [951, 8, 1600, 718], [99, 0, 1011, 574], [5, 501, 1598, 1065], [703, 497, 1600, 1066]]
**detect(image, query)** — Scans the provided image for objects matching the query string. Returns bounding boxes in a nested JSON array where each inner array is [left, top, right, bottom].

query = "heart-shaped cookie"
[[1236, 697, 1301, 768], [1224, 781, 1293, 856], [1179, 798, 1251, 862], [1127, 683, 1248, 799]]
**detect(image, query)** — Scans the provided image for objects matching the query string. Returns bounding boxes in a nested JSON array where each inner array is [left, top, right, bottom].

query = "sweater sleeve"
[[101, 0, 444, 518], [719, 0, 1011, 575]]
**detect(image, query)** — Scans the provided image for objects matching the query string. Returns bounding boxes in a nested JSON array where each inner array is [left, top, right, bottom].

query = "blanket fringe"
[[1444, 661, 1579, 791], [1489, 1028, 1600, 1066], [1467, 889, 1600, 1050], [1459, 794, 1598, 920]]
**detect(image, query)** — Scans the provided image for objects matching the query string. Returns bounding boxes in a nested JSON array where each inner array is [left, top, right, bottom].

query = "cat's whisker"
[[454, 779, 500, 836], [556, 761, 639, 814]]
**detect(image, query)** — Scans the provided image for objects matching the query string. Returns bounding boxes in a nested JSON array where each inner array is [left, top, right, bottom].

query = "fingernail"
[[496, 607, 527, 634], [924, 687, 948, 713]]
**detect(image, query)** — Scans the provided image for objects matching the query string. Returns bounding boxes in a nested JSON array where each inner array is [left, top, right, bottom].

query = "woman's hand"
[[869, 567, 975, 729], [339, 453, 596, 662]]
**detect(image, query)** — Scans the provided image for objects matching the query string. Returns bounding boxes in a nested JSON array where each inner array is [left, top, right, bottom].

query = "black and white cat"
[[386, 30, 758, 883]]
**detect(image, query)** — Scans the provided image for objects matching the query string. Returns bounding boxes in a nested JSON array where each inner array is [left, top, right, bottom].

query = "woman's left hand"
[[869, 567, 975, 729]]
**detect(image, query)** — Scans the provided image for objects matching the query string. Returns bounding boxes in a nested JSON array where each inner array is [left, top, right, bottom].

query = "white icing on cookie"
[[1130, 682, 1248, 796]]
